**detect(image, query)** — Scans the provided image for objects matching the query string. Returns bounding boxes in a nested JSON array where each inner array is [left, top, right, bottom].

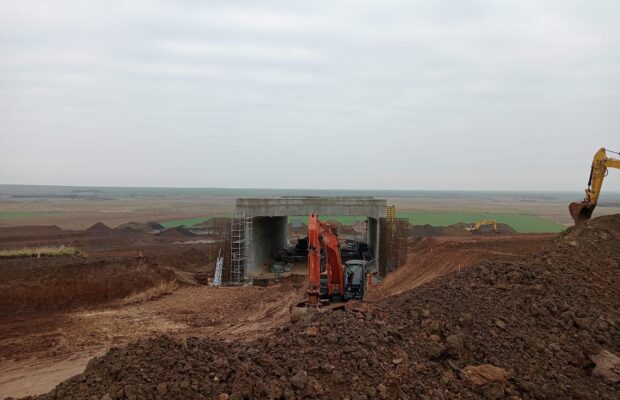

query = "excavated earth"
[[22, 215, 620, 400], [368, 234, 555, 300]]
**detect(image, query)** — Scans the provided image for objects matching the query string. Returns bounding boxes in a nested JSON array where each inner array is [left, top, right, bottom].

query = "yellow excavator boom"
[[569, 148, 620, 224], [465, 219, 498, 233]]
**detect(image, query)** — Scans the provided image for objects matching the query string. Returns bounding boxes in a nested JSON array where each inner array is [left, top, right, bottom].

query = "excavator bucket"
[[290, 302, 309, 323], [569, 201, 595, 224]]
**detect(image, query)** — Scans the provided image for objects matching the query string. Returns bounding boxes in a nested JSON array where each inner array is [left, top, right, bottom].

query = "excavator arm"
[[319, 221, 345, 297], [307, 214, 321, 306], [292, 214, 361, 320], [569, 148, 620, 224], [306, 214, 345, 305]]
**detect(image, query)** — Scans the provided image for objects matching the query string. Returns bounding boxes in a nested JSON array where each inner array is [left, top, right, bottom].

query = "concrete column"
[[367, 217, 379, 263]]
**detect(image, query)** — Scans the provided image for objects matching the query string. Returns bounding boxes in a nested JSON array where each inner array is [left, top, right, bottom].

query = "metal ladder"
[[230, 213, 252, 284]]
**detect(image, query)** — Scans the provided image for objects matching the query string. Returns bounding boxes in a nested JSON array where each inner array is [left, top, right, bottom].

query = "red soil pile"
[[114, 221, 158, 233], [85, 222, 113, 235], [0, 257, 175, 314], [157, 227, 196, 239], [368, 234, 554, 300]]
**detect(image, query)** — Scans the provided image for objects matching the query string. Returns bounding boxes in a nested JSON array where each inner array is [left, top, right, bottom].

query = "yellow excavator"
[[569, 148, 620, 224], [465, 219, 498, 233]]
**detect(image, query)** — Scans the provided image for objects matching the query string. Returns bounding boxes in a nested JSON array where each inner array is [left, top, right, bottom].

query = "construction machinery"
[[569, 148, 620, 224], [292, 214, 367, 320], [465, 219, 498, 233]]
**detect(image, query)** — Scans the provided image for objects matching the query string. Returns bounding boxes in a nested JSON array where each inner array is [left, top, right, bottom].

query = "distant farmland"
[[289, 212, 564, 233], [160, 217, 212, 228], [162, 212, 564, 233], [396, 212, 564, 233], [0, 211, 52, 220]]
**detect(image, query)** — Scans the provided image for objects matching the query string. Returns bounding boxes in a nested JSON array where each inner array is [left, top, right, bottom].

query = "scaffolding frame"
[[379, 207, 409, 275], [230, 213, 252, 284]]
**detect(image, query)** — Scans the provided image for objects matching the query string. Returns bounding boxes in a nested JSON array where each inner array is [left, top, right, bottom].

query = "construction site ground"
[[0, 221, 561, 399], [17, 215, 616, 400]]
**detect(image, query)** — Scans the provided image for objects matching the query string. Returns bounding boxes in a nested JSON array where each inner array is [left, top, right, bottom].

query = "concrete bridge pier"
[[234, 197, 387, 277]]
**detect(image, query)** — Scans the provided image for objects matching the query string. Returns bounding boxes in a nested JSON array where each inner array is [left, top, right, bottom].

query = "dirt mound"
[[0, 258, 175, 314], [147, 221, 165, 230], [157, 227, 196, 239], [413, 222, 517, 237], [368, 234, 554, 300], [85, 222, 113, 234], [412, 224, 446, 236], [114, 221, 161, 233], [0, 225, 64, 239], [32, 215, 620, 399]]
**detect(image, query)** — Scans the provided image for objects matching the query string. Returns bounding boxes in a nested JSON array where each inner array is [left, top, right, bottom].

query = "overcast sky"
[[1, 0, 619, 190]]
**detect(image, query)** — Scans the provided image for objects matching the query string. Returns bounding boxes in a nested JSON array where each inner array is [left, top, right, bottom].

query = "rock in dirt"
[[463, 364, 510, 389], [592, 350, 620, 383]]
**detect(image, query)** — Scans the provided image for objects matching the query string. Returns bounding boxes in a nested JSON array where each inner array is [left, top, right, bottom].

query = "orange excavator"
[[307, 213, 345, 306], [292, 214, 367, 320], [569, 148, 620, 224]]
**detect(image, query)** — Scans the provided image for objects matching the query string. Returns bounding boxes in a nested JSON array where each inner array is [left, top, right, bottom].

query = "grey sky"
[[1, 0, 619, 190]]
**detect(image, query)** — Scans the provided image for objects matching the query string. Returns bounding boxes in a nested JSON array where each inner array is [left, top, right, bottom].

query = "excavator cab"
[[343, 260, 366, 300]]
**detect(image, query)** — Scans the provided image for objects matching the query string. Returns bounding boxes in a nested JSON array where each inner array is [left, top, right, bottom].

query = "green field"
[[0, 211, 52, 220], [289, 213, 564, 233], [161, 212, 564, 233], [396, 212, 564, 233], [160, 217, 212, 228]]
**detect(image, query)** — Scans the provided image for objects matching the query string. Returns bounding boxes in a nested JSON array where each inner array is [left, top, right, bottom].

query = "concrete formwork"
[[251, 216, 287, 269], [235, 197, 387, 277]]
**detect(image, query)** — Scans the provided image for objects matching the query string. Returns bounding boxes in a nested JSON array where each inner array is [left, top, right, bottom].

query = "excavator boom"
[[292, 213, 369, 321], [307, 214, 321, 306], [319, 221, 345, 297], [306, 214, 345, 304], [570, 148, 620, 224]]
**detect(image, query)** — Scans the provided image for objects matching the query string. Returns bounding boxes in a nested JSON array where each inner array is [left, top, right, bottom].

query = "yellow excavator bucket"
[[569, 201, 595, 224]]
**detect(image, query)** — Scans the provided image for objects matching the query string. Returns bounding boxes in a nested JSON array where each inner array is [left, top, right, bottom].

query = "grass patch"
[[397, 212, 564, 233], [289, 212, 564, 233], [0, 246, 84, 258], [0, 211, 52, 220], [160, 217, 211, 228]]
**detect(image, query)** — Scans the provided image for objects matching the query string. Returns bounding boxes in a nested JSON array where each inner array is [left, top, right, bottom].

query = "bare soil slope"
[[0, 257, 175, 314], [368, 234, 555, 300], [29, 215, 620, 399], [1, 278, 305, 399]]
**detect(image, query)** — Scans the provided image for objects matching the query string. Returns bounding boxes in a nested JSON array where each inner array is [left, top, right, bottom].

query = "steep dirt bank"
[[368, 234, 556, 300], [27, 215, 620, 399], [0, 257, 175, 314]]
